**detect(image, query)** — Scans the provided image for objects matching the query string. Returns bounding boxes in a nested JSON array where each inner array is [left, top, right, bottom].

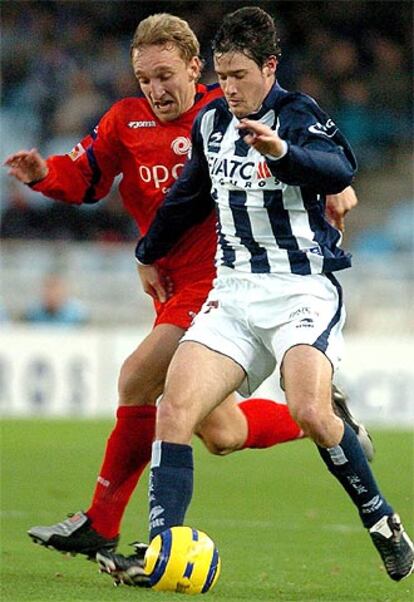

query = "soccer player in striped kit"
[[99, 6, 413, 585], [5, 13, 371, 561]]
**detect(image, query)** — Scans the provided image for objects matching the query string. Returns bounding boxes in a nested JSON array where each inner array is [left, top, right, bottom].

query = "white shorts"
[[181, 268, 346, 396]]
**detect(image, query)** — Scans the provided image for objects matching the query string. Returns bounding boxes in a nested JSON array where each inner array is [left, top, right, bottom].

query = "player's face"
[[132, 44, 201, 122], [214, 51, 277, 119]]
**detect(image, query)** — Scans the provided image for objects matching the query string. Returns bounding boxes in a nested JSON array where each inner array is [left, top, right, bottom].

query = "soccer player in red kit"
[[5, 13, 371, 558]]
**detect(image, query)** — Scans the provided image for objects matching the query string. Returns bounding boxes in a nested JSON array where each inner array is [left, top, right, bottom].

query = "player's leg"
[[28, 323, 184, 557], [196, 393, 303, 455], [85, 323, 184, 536], [283, 344, 413, 581], [331, 384, 374, 462], [196, 384, 372, 459], [191, 271, 372, 457], [181, 276, 304, 454], [282, 344, 343, 446], [149, 341, 245, 540]]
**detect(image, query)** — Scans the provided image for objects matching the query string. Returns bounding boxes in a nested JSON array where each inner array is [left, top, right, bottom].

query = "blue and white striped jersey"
[[136, 82, 357, 275]]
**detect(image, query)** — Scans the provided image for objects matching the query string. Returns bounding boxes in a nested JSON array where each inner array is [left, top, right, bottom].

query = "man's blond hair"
[[131, 13, 200, 62]]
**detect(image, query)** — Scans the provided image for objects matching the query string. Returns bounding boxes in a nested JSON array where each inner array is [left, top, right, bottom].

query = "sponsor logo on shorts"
[[296, 317, 315, 328], [289, 306, 319, 320]]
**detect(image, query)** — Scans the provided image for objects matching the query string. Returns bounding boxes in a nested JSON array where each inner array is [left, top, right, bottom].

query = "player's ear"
[[188, 56, 202, 82], [263, 56, 277, 77]]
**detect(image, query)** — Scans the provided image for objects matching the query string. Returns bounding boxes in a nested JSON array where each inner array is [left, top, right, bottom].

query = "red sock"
[[86, 405, 156, 539], [239, 398, 303, 449]]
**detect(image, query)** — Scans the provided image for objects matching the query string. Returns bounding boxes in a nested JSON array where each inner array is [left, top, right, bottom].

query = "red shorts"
[[153, 264, 215, 330]]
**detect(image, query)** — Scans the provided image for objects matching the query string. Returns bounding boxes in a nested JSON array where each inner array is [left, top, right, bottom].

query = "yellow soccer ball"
[[144, 526, 221, 594]]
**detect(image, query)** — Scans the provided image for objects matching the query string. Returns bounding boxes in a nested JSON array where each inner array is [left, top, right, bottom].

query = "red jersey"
[[32, 83, 222, 276]]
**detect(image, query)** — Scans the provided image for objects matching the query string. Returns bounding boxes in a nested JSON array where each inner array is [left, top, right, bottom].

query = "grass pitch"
[[1, 420, 413, 601]]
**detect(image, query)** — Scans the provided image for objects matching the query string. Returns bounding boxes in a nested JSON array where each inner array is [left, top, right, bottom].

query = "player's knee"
[[198, 426, 241, 456], [291, 403, 335, 443], [157, 396, 196, 442], [202, 438, 235, 456], [290, 404, 321, 435]]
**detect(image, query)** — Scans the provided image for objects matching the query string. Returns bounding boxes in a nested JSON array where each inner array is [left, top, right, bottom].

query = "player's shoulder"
[[276, 89, 325, 120]]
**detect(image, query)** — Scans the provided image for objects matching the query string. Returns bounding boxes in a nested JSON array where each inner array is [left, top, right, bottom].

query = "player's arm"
[[238, 97, 357, 193], [135, 115, 214, 266], [4, 106, 122, 205]]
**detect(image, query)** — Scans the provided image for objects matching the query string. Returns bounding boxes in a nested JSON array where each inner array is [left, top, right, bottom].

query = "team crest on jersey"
[[171, 136, 191, 155], [68, 143, 86, 162]]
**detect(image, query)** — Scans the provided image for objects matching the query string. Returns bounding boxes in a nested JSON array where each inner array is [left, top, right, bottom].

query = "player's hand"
[[137, 263, 168, 303], [325, 186, 358, 232], [236, 119, 286, 157], [3, 148, 48, 184]]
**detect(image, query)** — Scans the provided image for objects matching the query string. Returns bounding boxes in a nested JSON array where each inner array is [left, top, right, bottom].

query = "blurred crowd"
[[1, 0, 413, 244]]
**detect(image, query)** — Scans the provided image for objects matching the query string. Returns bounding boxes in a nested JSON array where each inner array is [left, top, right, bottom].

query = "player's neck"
[[184, 83, 199, 113]]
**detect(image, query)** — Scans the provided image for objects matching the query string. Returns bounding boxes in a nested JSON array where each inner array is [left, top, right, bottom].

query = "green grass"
[[1, 420, 413, 601]]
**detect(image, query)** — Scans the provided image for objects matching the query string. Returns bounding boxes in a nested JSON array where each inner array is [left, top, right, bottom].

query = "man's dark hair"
[[212, 6, 282, 67]]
